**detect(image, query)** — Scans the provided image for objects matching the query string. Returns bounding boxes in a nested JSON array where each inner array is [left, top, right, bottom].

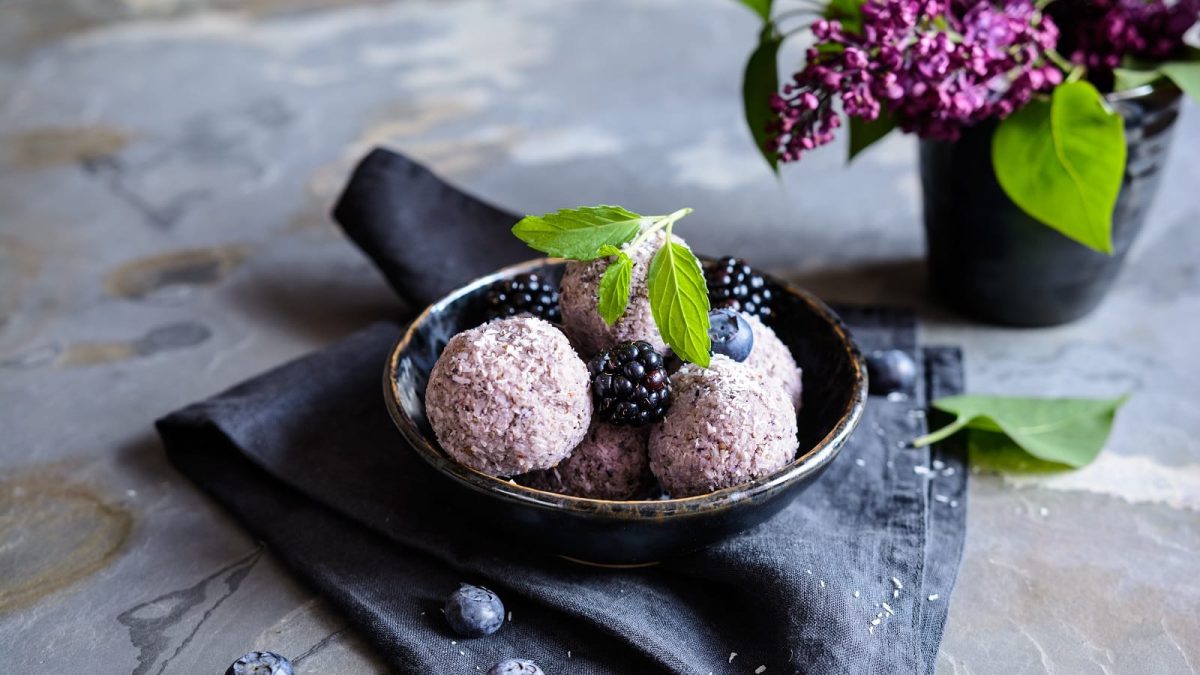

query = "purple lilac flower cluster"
[[1049, 0, 1200, 79], [769, 0, 1060, 162]]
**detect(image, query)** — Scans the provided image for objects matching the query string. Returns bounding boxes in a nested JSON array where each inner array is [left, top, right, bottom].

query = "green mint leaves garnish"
[[912, 394, 1127, 468], [511, 205, 650, 260], [597, 245, 633, 326], [512, 205, 712, 366], [647, 238, 711, 368]]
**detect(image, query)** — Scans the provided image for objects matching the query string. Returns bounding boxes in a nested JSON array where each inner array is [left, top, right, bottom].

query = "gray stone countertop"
[[1, 0, 1197, 672]]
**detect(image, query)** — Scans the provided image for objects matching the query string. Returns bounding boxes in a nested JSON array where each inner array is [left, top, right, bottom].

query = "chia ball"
[[649, 355, 798, 497], [742, 314, 803, 410], [521, 422, 650, 499], [559, 231, 690, 357], [425, 316, 591, 477]]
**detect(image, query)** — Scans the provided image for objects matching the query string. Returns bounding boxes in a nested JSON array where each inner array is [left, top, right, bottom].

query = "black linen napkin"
[[158, 149, 967, 674]]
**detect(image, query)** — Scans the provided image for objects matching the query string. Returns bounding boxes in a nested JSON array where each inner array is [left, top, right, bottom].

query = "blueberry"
[[865, 349, 917, 395], [225, 651, 293, 675], [707, 308, 754, 362], [444, 583, 505, 638], [487, 659, 544, 675]]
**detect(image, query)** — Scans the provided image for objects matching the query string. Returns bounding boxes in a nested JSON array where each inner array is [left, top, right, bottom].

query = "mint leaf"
[[647, 239, 711, 367], [847, 109, 895, 162], [731, 0, 772, 22], [912, 394, 1127, 468], [1160, 60, 1200, 104], [512, 206, 649, 260], [743, 26, 782, 173], [992, 81, 1126, 254], [597, 246, 633, 326]]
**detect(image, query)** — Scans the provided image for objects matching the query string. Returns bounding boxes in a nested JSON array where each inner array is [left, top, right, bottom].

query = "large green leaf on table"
[[992, 81, 1127, 254], [848, 109, 896, 162], [825, 0, 867, 33], [743, 26, 782, 173], [912, 394, 1127, 468], [1160, 60, 1200, 104], [512, 206, 649, 260], [596, 245, 633, 326], [731, 0, 772, 22], [647, 240, 711, 367]]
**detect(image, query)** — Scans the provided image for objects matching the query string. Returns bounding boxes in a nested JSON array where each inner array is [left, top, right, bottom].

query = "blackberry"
[[588, 341, 671, 426], [705, 256, 773, 318], [485, 273, 560, 321]]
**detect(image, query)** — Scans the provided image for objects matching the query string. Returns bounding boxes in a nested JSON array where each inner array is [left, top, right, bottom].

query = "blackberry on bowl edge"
[[706, 256, 773, 319], [484, 273, 560, 322], [589, 341, 671, 426]]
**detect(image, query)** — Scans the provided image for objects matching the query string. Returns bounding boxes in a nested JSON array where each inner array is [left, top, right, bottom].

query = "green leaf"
[[912, 394, 1128, 468], [992, 81, 1127, 254], [742, 27, 782, 173], [731, 0, 772, 22], [512, 206, 649, 260], [1113, 66, 1163, 92], [847, 110, 895, 162], [597, 246, 633, 326], [1160, 60, 1200, 104], [647, 239, 711, 367], [824, 0, 867, 33]]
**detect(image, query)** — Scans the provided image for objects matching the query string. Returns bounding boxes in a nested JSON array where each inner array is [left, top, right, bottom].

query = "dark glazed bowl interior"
[[384, 258, 866, 565]]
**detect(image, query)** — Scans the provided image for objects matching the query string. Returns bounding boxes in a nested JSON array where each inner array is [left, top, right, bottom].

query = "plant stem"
[[627, 208, 693, 250], [910, 417, 969, 448]]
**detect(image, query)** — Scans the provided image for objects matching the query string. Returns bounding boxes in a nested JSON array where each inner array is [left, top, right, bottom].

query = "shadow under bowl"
[[384, 258, 867, 565]]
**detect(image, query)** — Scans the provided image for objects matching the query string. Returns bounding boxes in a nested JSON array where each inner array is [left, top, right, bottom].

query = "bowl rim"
[[383, 257, 867, 518]]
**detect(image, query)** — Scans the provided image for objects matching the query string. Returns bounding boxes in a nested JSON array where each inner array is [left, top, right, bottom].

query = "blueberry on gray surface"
[[708, 308, 754, 362], [224, 651, 293, 675], [588, 340, 672, 426], [485, 273, 560, 322], [487, 659, 545, 675], [866, 349, 917, 395], [444, 583, 505, 638], [706, 256, 773, 318]]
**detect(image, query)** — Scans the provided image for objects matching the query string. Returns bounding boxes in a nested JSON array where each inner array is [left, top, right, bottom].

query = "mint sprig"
[[647, 236, 712, 368], [511, 205, 651, 260], [511, 205, 712, 366], [597, 245, 633, 326]]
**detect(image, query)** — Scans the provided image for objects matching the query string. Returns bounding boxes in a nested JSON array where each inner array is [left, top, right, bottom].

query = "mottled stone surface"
[[1, 0, 1197, 672]]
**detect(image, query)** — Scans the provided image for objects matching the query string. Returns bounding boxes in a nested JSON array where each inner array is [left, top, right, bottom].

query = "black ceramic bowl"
[[384, 258, 866, 565]]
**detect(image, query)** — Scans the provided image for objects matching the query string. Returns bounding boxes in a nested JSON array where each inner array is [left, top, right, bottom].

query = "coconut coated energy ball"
[[743, 314, 804, 410], [649, 355, 798, 497], [522, 422, 650, 499], [425, 316, 591, 477], [559, 231, 690, 357]]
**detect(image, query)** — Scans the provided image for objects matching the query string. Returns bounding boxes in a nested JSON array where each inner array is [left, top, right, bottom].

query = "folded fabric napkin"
[[158, 149, 967, 674]]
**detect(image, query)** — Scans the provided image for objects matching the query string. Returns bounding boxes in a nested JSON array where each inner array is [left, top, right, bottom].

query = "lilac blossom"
[[1048, 0, 1200, 84], [768, 0, 1061, 161]]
